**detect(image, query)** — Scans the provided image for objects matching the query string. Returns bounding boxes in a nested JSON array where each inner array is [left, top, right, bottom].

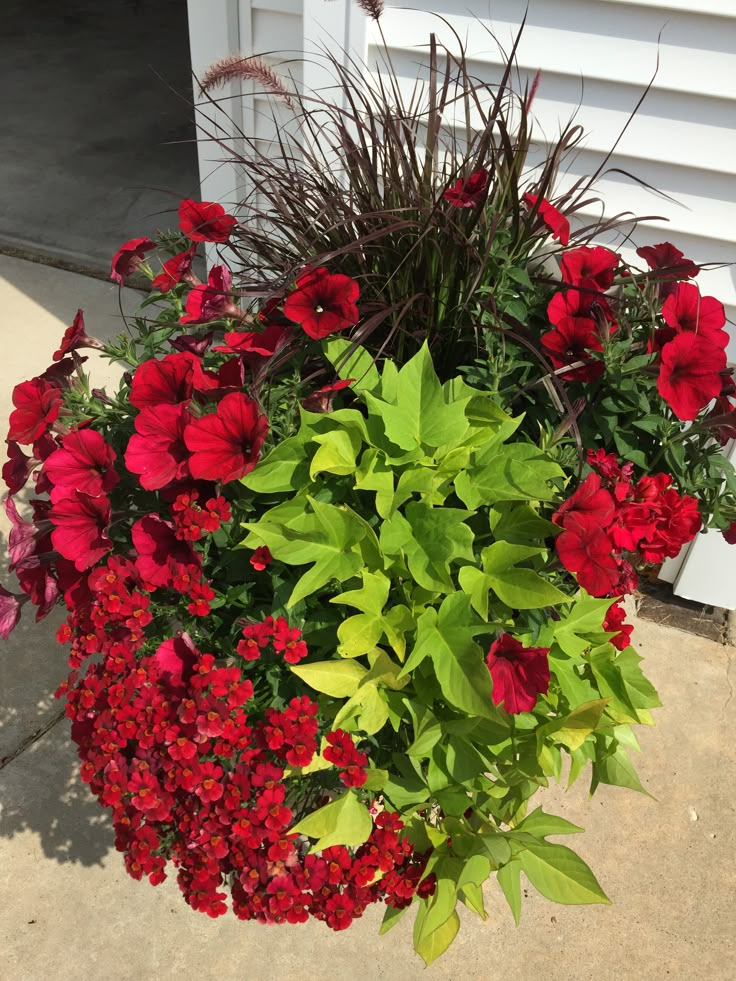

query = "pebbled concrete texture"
[[1, 259, 735, 980]]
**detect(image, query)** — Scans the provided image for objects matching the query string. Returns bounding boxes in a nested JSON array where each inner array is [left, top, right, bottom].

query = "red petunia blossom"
[[555, 515, 620, 597], [523, 193, 570, 246], [44, 429, 119, 501], [178, 199, 237, 243], [181, 265, 242, 325], [560, 246, 619, 291], [0, 584, 26, 639], [283, 267, 360, 340], [192, 357, 245, 397], [723, 521, 736, 545], [636, 488, 701, 563], [660, 282, 728, 348], [8, 378, 62, 444], [125, 403, 193, 490], [110, 237, 156, 286], [603, 600, 634, 651], [212, 324, 292, 358], [705, 396, 736, 446], [547, 287, 615, 329], [443, 167, 489, 208], [657, 332, 727, 421], [131, 514, 200, 587], [48, 490, 113, 571], [151, 633, 200, 689], [636, 242, 699, 280], [2, 440, 35, 493], [541, 316, 605, 382], [129, 352, 197, 409], [52, 309, 104, 362], [151, 246, 197, 293], [184, 391, 268, 484], [301, 378, 354, 414], [170, 331, 213, 357], [553, 472, 616, 530], [485, 633, 550, 714], [250, 546, 272, 571]]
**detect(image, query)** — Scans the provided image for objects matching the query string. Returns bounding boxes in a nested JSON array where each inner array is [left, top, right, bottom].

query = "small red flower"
[[283, 267, 359, 340], [52, 309, 104, 362], [485, 633, 550, 714], [660, 282, 727, 348], [250, 546, 272, 572], [657, 333, 727, 421], [44, 429, 119, 501], [8, 378, 62, 444], [212, 324, 292, 358], [181, 265, 241, 325], [603, 600, 634, 651], [301, 379, 354, 414], [555, 515, 620, 597], [541, 317, 605, 382], [637, 242, 699, 280], [125, 403, 193, 490], [442, 167, 489, 208], [151, 247, 197, 292], [184, 391, 268, 484], [129, 352, 196, 409], [178, 199, 237, 243], [523, 193, 570, 246], [553, 472, 616, 530], [110, 237, 156, 285]]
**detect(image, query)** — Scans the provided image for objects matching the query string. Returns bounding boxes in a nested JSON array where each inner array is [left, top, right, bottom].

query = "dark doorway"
[[0, 0, 200, 272]]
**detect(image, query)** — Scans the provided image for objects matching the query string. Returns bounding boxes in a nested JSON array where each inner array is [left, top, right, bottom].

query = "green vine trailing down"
[[0, 4, 732, 966]]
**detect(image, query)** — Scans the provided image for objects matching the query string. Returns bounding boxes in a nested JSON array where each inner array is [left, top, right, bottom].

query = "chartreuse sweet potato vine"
[[237, 341, 659, 962]]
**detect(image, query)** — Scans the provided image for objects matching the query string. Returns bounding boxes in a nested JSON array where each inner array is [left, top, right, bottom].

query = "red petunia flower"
[[250, 546, 272, 572], [523, 193, 570, 246], [125, 403, 193, 490], [485, 633, 550, 714], [660, 282, 728, 348], [178, 199, 237, 243], [110, 237, 156, 286], [131, 514, 200, 587], [723, 521, 736, 545], [48, 490, 113, 571], [283, 267, 360, 340], [657, 332, 727, 421], [300, 378, 354, 414], [129, 352, 197, 409], [443, 167, 490, 208], [212, 324, 292, 358], [8, 378, 63, 444], [151, 246, 197, 292], [636, 488, 701, 563], [705, 396, 736, 446], [555, 515, 620, 597], [152, 633, 200, 689], [52, 309, 104, 362], [541, 316, 605, 382], [181, 265, 241, 325], [44, 429, 119, 501], [184, 391, 268, 484], [560, 246, 619, 291], [603, 600, 634, 651], [0, 584, 25, 639], [637, 242, 699, 280], [2, 440, 35, 494], [547, 287, 615, 329], [553, 472, 616, 530]]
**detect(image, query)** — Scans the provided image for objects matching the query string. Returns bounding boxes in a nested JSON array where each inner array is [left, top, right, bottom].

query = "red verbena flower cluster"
[[554, 450, 702, 596]]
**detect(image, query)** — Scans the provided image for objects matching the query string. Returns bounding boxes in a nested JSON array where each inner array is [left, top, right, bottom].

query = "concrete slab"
[[1, 616, 734, 981], [0, 255, 133, 761], [0, 0, 200, 270]]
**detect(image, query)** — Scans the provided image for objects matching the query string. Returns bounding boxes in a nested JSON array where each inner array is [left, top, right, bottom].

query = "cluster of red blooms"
[[236, 616, 309, 665], [553, 449, 702, 597], [57, 623, 432, 927], [323, 730, 370, 788]]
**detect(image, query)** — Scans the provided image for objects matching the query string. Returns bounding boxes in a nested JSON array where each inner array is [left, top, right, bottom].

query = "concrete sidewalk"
[[1, 258, 735, 981]]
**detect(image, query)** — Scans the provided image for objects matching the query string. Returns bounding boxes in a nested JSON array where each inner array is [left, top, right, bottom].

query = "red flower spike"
[[178, 199, 237, 243], [125, 403, 193, 490], [44, 429, 119, 501], [184, 391, 268, 484], [442, 167, 490, 208], [657, 333, 727, 421], [485, 634, 550, 714], [523, 193, 570, 246], [283, 267, 360, 340]]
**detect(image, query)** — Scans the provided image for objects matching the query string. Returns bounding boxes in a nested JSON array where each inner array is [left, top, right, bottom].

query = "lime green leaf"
[[291, 791, 372, 852], [309, 428, 362, 478], [361, 767, 388, 790], [456, 443, 564, 507], [488, 568, 569, 609], [538, 698, 610, 751], [591, 742, 653, 797], [459, 882, 487, 919], [322, 337, 381, 393], [518, 842, 610, 905], [516, 807, 584, 838], [382, 605, 414, 661], [361, 650, 409, 690], [414, 910, 460, 967], [491, 503, 559, 545], [241, 435, 310, 493], [380, 902, 409, 935], [401, 501, 475, 592], [497, 859, 522, 925], [333, 682, 389, 735], [353, 448, 394, 516], [290, 659, 368, 698]]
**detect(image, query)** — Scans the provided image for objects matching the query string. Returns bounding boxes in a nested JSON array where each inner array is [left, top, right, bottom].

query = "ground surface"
[[0, 0, 199, 269], [1, 257, 735, 980]]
